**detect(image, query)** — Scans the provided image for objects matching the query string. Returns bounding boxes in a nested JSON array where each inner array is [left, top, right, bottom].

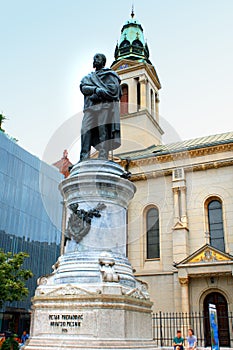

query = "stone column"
[[179, 277, 190, 314], [128, 79, 137, 113], [139, 77, 147, 110], [180, 186, 188, 226], [150, 89, 155, 118], [155, 94, 160, 122], [173, 187, 180, 223]]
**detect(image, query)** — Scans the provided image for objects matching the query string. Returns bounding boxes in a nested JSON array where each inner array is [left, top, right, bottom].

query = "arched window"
[[120, 84, 128, 115], [119, 39, 130, 48], [146, 207, 160, 259], [207, 199, 225, 251], [132, 39, 143, 55], [119, 40, 130, 55]]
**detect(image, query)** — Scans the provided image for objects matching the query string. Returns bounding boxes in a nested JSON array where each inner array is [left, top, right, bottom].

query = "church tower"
[[111, 9, 163, 153]]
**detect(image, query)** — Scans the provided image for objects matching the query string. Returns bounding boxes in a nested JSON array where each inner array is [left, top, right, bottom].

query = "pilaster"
[[179, 277, 190, 313], [139, 76, 147, 110], [172, 168, 189, 263]]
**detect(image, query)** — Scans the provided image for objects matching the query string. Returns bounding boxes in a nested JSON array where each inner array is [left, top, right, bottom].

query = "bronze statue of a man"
[[79, 53, 121, 161]]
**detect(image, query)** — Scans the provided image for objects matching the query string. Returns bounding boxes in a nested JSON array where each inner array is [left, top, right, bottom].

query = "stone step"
[[24, 337, 158, 349]]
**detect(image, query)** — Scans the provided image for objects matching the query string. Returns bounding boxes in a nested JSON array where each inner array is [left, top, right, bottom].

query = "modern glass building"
[[0, 131, 63, 336]]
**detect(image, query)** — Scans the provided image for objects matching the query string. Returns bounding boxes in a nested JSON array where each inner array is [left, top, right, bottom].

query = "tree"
[[0, 113, 6, 132], [0, 251, 33, 308], [0, 335, 19, 350]]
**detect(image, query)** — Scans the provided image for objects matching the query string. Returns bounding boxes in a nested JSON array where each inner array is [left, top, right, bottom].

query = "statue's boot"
[[80, 130, 91, 162], [79, 151, 90, 162]]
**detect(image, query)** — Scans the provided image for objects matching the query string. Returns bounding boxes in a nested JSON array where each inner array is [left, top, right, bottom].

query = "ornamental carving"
[[202, 249, 217, 262], [65, 202, 106, 243], [125, 288, 149, 300], [189, 247, 231, 264], [39, 284, 102, 297], [99, 253, 120, 283], [122, 279, 149, 300], [179, 277, 189, 286], [37, 276, 48, 286]]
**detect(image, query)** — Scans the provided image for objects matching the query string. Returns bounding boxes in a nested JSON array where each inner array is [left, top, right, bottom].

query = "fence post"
[[160, 311, 163, 347]]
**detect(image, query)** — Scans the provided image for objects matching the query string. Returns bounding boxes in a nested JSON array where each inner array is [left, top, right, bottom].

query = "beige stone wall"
[[118, 111, 162, 154], [127, 151, 233, 313], [186, 165, 233, 254]]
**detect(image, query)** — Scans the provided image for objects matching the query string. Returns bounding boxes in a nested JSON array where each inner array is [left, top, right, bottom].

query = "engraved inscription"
[[48, 314, 83, 331]]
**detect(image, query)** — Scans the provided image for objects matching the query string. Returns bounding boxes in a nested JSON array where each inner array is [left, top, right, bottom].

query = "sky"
[[0, 0, 233, 164]]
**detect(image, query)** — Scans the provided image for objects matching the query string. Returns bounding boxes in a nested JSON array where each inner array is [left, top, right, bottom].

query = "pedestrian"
[[187, 328, 197, 350], [21, 331, 29, 345], [173, 330, 184, 350]]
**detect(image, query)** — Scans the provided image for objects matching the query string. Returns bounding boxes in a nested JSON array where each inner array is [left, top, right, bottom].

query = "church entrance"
[[203, 292, 230, 347]]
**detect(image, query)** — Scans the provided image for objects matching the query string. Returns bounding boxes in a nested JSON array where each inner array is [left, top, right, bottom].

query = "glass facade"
[[0, 131, 63, 335]]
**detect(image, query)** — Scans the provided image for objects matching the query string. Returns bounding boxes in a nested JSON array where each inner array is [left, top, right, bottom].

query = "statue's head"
[[93, 53, 106, 70]]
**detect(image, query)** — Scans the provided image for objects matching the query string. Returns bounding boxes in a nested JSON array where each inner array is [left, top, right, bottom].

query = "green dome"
[[120, 18, 145, 46], [113, 11, 151, 64]]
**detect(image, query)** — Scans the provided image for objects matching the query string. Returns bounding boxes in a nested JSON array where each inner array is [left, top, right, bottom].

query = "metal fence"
[[152, 312, 233, 347]]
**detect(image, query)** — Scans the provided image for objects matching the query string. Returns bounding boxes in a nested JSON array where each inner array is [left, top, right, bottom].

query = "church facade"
[[111, 11, 233, 347]]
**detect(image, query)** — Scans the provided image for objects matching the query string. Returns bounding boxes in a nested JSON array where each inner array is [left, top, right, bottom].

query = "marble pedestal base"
[[24, 160, 157, 350], [24, 283, 156, 350]]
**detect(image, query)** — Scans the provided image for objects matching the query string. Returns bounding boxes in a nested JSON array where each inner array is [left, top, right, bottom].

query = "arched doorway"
[[203, 292, 230, 347]]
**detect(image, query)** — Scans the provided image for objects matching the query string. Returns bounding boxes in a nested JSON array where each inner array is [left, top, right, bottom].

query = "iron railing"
[[152, 311, 233, 347]]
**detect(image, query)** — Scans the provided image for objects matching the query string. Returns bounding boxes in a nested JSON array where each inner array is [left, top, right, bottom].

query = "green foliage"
[[0, 113, 6, 132], [0, 251, 33, 308], [1, 336, 19, 350]]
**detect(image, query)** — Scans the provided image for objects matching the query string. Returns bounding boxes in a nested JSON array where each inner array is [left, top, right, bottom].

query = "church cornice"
[[111, 59, 161, 90], [119, 142, 233, 168], [119, 156, 233, 182]]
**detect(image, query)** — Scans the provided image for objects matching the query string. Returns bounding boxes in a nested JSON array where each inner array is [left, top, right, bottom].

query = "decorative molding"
[[38, 284, 102, 297], [118, 158, 233, 182], [37, 276, 49, 286], [119, 143, 233, 168], [173, 220, 189, 231], [111, 59, 161, 90], [179, 277, 189, 285], [123, 288, 149, 300], [177, 244, 233, 267], [172, 168, 185, 181], [189, 247, 232, 264], [99, 254, 120, 283]]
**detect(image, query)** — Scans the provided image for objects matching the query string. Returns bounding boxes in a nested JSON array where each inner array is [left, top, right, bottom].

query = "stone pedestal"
[[24, 160, 157, 350]]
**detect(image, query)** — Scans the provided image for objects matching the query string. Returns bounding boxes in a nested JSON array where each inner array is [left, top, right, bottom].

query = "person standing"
[[187, 328, 197, 350], [173, 330, 184, 350]]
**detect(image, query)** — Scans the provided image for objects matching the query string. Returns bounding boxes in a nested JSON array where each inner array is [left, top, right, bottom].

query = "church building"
[[111, 10, 233, 347]]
